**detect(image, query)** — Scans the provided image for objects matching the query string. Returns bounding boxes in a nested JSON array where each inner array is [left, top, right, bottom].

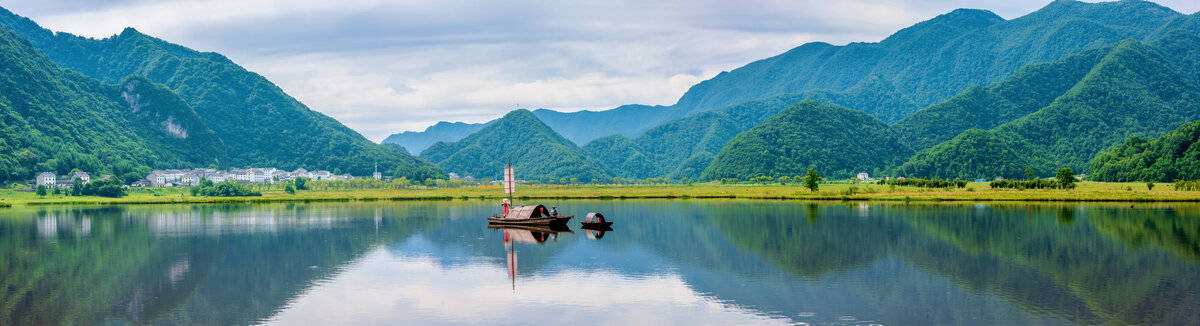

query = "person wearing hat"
[[550, 206, 558, 217], [501, 198, 511, 217]]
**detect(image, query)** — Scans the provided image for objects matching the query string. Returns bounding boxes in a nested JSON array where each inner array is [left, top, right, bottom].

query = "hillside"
[[420, 110, 610, 181], [580, 134, 655, 179], [895, 129, 1033, 180], [699, 102, 909, 181], [671, 0, 1185, 120], [892, 47, 1107, 152], [0, 25, 224, 182], [0, 7, 441, 178], [1088, 120, 1200, 182], [898, 32, 1200, 179]]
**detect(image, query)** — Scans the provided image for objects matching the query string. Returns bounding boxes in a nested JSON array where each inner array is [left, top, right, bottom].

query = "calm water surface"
[[1, 201, 1198, 325]]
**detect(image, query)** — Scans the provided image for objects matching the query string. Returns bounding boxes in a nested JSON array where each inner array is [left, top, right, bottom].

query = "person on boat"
[[550, 206, 558, 217], [502, 198, 511, 217]]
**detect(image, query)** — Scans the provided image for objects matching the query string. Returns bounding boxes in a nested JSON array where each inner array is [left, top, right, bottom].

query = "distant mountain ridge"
[[382, 104, 673, 152]]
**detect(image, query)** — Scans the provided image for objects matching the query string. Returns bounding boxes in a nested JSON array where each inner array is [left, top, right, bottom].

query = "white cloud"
[[264, 248, 796, 325], [3, 0, 1199, 141]]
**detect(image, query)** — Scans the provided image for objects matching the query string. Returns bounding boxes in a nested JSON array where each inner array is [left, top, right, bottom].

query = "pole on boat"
[[505, 157, 515, 207]]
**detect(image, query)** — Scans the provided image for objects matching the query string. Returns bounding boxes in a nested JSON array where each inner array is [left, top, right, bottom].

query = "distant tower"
[[372, 162, 382, 180]]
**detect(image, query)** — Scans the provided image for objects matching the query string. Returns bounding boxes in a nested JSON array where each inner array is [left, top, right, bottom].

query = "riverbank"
[[0, 181, 1196, 207]]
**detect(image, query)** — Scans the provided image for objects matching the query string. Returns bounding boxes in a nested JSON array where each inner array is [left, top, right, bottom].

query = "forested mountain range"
[[5, 1, 1200, 184], [420, 110, 611, 182], [0, 7, 442, 179], [391, 0, 1193, 150], [898, 32, 1200, 179], [0, 25, 224, 182], [385, 0, 1200, 183]]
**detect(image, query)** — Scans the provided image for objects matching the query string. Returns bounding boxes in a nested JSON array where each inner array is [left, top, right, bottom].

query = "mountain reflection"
[[1, 201, 1197, 325]]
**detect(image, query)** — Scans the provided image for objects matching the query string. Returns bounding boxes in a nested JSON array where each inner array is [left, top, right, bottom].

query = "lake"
[[1, 200, 1197, 325]]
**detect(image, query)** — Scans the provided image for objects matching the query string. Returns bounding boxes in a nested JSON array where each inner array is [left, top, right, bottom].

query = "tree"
[[1147, 182, 1155, 191], [778, 176, 792, 185], [1025, 168, 1036, 181], [285, 184, 296, 194], [1056, 168, 1076, 189], [804, 168, 823, 192], [35, 185, 46, 196], [294, 177, 308, 190], [71, 178, 83, 196]]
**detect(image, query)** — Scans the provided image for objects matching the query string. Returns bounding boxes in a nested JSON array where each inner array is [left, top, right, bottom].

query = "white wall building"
[[37, 172, 55, 186]]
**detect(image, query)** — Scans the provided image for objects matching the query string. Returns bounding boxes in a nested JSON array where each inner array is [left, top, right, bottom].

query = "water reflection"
[[0, 201, 1197, 325]]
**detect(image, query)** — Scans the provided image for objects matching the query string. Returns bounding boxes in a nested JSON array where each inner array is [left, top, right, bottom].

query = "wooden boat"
[[488, 158, 573, 226], [487, 223, 574, 234], [488, 204, 573, 226], [580, 212, 613, 228]]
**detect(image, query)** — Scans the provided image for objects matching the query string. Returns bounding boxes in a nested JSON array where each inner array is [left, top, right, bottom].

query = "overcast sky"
[[3, 0, 1197, 141]]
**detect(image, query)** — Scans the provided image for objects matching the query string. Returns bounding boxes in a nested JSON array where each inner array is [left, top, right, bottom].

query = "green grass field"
[[0, 181, 1195, 207]]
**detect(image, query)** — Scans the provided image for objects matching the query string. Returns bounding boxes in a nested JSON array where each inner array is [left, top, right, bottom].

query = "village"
[[33, 167, 383, 189]]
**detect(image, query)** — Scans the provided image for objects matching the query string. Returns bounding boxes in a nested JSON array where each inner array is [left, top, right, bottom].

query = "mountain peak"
[[880, 8, 1002, 48]]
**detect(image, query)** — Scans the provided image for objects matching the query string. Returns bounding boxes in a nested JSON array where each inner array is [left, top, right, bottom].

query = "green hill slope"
[[420, 110, 610, 181], [0, 26, 224, 182], [700, 102, 909, 181], [0, 7, 440, 178], [893, 47, 1107, 152], [896, 129, 1032, 180], [580, 134, 654, 179], [1088, 120, 1200, 182], [898, 32, 1200, 179]]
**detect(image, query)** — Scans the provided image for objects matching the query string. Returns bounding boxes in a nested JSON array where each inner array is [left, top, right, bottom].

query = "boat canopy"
[[585, 212, 605, 223], [506, 205, 549, 219]]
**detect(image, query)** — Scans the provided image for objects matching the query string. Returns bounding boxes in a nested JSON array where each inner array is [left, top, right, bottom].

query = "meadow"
[[0, 181, 1195, 207]]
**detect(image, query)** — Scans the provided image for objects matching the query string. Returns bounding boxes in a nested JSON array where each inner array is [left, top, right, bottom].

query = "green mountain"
[[898, 32, 1200, 179], [620, 94, 807, 179], [0, 7, 441, 178], [0, 25, 224, 182], [1088, 120, 1200, 182], [420, 109, 610, 181], [580, 134, 655, 179], [700, 101, 909, 181], [671, 0, 1185, 120], [892, 47, 1108, 152], [896, 129, 1032, 180]]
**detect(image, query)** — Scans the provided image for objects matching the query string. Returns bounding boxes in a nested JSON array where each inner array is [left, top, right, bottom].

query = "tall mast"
[[506, 157, 514, 205]]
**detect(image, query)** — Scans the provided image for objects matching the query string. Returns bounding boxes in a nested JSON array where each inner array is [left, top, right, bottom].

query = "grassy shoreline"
[[0, 181, 1197, 207]]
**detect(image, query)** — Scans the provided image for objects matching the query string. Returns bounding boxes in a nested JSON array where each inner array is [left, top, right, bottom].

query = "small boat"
[[488, 204, 573, 226], [489, 158, 573, 226], [580, 212, 613, 229]]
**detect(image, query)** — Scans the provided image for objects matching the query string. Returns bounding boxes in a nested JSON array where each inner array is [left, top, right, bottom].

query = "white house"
[[37, 172, 56, 186], [72, 171, 90, 184], [857, 172, 870, 181], [180, 174, 199, 186]]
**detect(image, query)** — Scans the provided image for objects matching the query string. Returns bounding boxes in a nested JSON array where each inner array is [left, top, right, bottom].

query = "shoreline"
[[1, 182, 1198, 207]]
